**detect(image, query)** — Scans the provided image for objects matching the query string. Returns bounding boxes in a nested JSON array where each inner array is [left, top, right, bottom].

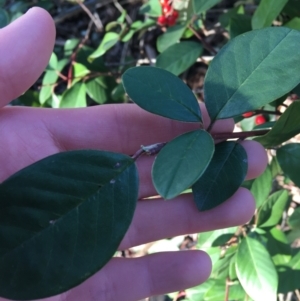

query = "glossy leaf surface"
[[252, 0, 288, 29], [153, 130, 214, 199], [254, 101, 300, 147], [204, 27, 300, 122], [277, 143, 300, 187], [192, 142, 247, 211], [122, 66, 202, 122], [156, 41, 203, 76], [257, 190, 289, 228], [236, 237, 278, 301], [0, 150, 138, 300]]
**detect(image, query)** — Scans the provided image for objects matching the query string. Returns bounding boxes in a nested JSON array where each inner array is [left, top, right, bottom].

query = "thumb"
[[0, 7, 55, 107]]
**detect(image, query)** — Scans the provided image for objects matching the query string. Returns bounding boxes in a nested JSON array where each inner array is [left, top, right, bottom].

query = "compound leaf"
[[0, 150, 138, 300], [236, 236, 278, 301], [192, 141, 247, 211], [152, 130, 214, 199], [204, 27, 300, 122], [122, 66, 202, 122], [156, 41, 203, 76]]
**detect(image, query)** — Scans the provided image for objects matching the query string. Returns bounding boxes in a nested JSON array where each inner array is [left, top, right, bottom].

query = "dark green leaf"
[[288, 207, 300, 229], [254, 101, 300, 147], [157, 24, 186, 53], [257, 190, 289, 228], [287, 228, 300, 244], [122, 66, 202, 122], [192, 142, 247, 211], [250, 165, 272, 208], [88, 32, 119, 61], [60, 83, 86, 108], [0, 8, 9, 28], [204, 27, 300, 122], [192, 0, 222, 14], [252, 0, 288, 29], [236, 236, 278, 301], [153, 130, 214, 199], [0, 150, 138, 300], [277, 143, 300, 188], [219, 5, 244, 29], [156, 41, 203, 76], [229, 14, 252, 38], [278, 251, 300, 293], [264, 228, 291, 266]]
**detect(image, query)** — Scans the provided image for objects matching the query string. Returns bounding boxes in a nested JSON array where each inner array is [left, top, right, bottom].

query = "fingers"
[[136, 139, 267, 199], [120, 187, 255, 250], [65, 251, 211, 301], [43, 104, 234, 155], [0, 7, 55, 107]]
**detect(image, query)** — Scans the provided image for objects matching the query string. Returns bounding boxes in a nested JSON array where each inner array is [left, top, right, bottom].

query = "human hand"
[[0, 8, 267, 301]]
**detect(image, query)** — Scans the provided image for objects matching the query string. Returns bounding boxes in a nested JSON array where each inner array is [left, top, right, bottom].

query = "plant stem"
[[225, 278, 230, 301], [211, 129, 269, 140]]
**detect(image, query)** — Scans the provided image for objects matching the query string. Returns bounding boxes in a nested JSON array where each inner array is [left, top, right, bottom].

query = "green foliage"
[[3, 0, 300, 300], [0, 150, 138, 299]]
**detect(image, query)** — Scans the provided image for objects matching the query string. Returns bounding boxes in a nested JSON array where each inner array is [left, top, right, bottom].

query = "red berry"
[[255, 115, 266, 125], [157, 15, 167, 26], [160, 0, 169, 5], [242, 111, 254, 118], [172, 10, 179, 19], [167, 15, 177, 26], [163, 4, 172, 15]]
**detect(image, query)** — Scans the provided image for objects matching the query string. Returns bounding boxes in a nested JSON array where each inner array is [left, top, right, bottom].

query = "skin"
[[0, 8, 268, 301]]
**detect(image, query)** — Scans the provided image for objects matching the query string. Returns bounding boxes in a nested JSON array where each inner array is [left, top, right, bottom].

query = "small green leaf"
[[139, 0, 162, 17], [122, 66, 202, 122], [39, 70, 58, 105], [192, 0, 222, 14], [250, 165, 272, 208], [85, 77, 107, 104], [185, 279, 215, 301], [0, 150, 138, 300], [60, 83, 86, 108], [257, 190, 289, 228], [64, 38, 80, 56], [156, 41, 203, 76], [48, 52, 58, 70], [88, 32, 119, 61], [153, 130, 214, 199], [252, 0, 288, 29], [192, 142, 247, 211], [72, 62, 90, 86], [229, 14, 252, 38], [277, 143, 300, 188], [157, 24, 186, 53], [254, 101, 300, 147], [236, 236, 278, 301], [288, 207, 300, 229], [204, 27, 300, 122]]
